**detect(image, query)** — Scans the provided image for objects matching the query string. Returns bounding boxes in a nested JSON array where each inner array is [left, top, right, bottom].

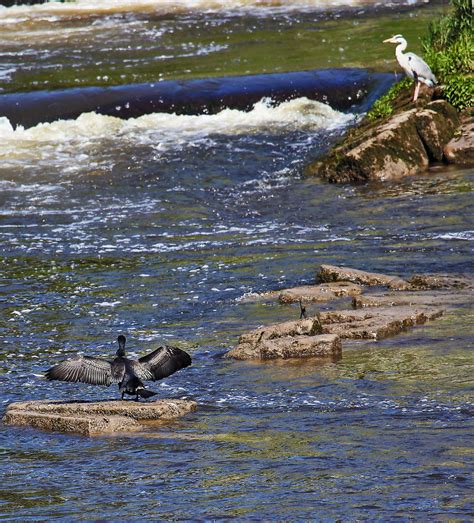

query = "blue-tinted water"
[[0, 0, 473, 520]]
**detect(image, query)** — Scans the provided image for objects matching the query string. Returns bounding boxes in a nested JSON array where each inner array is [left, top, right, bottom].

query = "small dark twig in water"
[[299, 299, 307, 320]]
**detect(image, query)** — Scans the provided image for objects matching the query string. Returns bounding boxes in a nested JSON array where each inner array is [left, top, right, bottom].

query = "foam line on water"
[[0, 0, 427, 21], [0, 97, 354, 161]]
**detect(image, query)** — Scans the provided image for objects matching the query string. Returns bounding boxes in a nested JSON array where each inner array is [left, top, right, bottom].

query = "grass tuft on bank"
[[367, 78, 412, 120]]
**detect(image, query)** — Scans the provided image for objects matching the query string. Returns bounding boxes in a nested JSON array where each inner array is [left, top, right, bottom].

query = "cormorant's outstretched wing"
[[45, 356, 118, 386], [135, 346, 191, 381]]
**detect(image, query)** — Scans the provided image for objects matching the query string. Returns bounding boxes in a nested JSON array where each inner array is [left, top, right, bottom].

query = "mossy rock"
[[307, 93, 460, 183]]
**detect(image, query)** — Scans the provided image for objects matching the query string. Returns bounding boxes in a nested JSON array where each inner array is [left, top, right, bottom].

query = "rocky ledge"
[[306, 86, 473, 183], [3, 399, 197, 436], [226, 264, 472, 361]]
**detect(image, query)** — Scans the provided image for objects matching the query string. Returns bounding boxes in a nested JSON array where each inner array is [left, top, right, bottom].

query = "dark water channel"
[[0, 0, 473, 520]]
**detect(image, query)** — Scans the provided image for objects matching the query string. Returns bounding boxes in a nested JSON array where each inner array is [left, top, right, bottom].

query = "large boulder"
[[415, 100, 460, 161], [308, 99, 460, 183]]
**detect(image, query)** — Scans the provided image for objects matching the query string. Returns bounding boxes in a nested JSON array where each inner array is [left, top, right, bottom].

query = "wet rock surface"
[[227, 265, 473, 360], [3, 399, 197, 436]]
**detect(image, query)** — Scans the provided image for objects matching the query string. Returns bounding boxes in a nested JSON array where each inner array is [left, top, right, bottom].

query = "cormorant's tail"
[[138, 389, 157, 399]]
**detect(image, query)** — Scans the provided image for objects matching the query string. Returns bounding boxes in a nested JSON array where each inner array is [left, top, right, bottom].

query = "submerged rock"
[[3, 399, 197, 436]]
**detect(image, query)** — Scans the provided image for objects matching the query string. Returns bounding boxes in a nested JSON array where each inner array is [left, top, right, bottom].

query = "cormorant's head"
[[117, 335, 126, 356]]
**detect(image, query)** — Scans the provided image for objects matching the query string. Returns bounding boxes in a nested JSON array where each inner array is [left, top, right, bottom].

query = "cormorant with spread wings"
[[45, 335, 191, 401]]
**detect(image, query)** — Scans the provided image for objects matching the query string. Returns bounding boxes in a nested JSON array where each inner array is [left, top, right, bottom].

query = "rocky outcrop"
[[415, 100, 460, 161], [407, 272, 471, 290], [307, 99, 461, 183], [443, 112, 474, 165], [225, 316, 343, 360], [227, 265, 472, 361], [3, 399, 197, 436]]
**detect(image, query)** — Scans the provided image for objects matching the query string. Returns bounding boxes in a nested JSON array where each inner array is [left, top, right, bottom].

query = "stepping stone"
[[3, 399, 197, 436]]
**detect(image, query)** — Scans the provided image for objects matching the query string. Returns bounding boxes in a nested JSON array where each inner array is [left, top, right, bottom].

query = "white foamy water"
[[0, 0, 429, 22], [0, 97, 353, 166]]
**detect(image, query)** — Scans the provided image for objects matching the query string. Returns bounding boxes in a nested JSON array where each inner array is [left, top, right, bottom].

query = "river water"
[[0, 0, 473, 520]]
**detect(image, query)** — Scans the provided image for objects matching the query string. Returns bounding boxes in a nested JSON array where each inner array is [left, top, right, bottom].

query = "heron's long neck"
[[395, 40, 407, 62]]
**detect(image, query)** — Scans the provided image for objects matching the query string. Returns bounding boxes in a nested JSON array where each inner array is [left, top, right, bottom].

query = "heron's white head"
[[383, 34, 407, 45]]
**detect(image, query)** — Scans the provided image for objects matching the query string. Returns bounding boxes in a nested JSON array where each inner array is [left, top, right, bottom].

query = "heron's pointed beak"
[[383, 38, 394, 44]]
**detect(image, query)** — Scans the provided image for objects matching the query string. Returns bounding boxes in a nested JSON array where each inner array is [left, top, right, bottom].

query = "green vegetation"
[[367, 77, 411, 120], [443, 74, 474, 110], [422, 0, 473, 109]]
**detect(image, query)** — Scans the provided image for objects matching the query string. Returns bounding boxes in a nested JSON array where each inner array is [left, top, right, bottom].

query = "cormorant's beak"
[[383, 38, 394, 44]]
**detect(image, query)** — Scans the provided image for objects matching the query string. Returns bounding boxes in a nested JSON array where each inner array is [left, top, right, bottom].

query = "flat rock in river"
[[237, 317, 322, 346], [3, 399, 197, 436], [279, 282, 362, 303], [319, 306, 444, 340], [226, 334, 341, 361], [317, 264, 409, 289]]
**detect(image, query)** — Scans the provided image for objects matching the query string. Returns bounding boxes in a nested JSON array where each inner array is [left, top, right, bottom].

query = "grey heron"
[[383, 34, 437, 101], [45, 335, 192, 401]]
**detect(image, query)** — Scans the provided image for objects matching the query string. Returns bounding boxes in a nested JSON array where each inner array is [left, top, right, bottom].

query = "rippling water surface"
[[1, 0, 473, 520]]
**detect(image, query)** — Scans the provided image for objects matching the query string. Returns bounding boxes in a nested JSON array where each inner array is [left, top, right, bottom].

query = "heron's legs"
[[121, 391, 125, 400], [413, 81, 421, 102]]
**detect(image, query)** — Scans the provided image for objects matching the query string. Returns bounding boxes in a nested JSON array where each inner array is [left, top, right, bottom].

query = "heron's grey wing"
[[45, 356, 118, 386], [134, 346, 192, 381], [406, 53, 437, 83]]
